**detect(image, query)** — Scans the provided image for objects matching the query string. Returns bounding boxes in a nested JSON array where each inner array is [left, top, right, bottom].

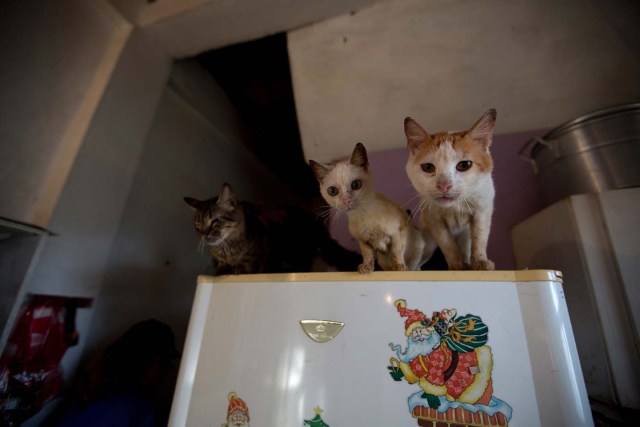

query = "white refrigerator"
[[169, 271, 593, 427]]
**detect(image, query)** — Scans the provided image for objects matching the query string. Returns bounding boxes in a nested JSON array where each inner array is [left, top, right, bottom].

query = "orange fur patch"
[[452, 133, 493, 173], [408, 131, 493, 173], [410, 131, 493, 173]]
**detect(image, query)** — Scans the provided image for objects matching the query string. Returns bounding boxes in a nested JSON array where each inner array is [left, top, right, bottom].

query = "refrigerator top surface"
[[198, 269, 563, 285]]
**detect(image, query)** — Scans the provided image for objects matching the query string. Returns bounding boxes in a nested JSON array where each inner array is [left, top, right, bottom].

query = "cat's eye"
[[327, 186, 339, 196], [456, 160, 473, 172], [351, 179, 363, 190], [211, 216, 225, 223], [421, 163, 435, 173]]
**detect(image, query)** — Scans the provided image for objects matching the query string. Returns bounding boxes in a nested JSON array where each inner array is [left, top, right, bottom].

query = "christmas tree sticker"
[[304, 406, 329, 427]]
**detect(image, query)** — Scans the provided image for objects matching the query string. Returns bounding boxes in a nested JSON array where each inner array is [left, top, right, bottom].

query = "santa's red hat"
[[395, 299, 427, 336], [227, 392, 250, 420]]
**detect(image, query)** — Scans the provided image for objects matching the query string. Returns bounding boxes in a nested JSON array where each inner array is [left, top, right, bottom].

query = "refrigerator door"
[[170, 271, 592, 427]]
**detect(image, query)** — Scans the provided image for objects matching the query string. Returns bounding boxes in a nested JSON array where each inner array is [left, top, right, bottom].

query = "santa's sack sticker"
[[388, 299, 512, 426]]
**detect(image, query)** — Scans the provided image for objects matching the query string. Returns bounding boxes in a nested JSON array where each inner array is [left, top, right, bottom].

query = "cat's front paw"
[[393, 263, 408, 271], [471, 258, 495, 271], [447, 260, 469, 271], [358, 263, 374, 274]]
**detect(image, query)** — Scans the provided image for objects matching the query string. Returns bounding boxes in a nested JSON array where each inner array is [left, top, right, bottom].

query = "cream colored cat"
[[309, 143, 432, 274], [404, 109, 497, 271]]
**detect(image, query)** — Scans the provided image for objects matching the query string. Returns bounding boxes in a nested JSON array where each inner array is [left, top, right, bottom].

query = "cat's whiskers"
[[460, 195, 473, 215], [197, 236, 207, 257], [219, 238, 232, 256], [418, 196, 431, 217], [408, 198, 420, 219], [317, 205, 338, 226], [313, 204, 334, 216], [323, 210, 335, 226], [403, 193, 424, 224], [403, 192, 422, 211], [320, 210, 336, 224], [330, 207, 345, 227]]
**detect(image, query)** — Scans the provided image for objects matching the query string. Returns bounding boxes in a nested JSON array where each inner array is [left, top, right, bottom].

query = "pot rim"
[[542, 102, 640, 141]]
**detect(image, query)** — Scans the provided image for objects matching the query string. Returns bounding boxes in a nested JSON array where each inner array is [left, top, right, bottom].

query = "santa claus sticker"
[[221, 392, 250, 427], [388, 299, 513, 426]]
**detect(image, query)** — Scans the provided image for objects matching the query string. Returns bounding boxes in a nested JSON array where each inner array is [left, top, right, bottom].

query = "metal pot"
[[519, 103, 640, 204]]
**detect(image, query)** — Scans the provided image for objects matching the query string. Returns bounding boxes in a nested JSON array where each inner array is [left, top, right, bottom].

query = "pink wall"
[[327, 129, 548, 270]]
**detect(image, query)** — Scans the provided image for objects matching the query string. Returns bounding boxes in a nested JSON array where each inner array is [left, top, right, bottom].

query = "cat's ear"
[[217, 183, 237, 210], [404, 117, 431, 155], [183, 197, 202, 211], [466, 109, 496, 149], [350, 143, 369, 170], [309, 160, 330, 181]]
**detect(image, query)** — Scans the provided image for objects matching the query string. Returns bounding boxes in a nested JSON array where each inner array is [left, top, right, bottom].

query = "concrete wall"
[[28, 29, 171, 298], [0, 0, 131, 228], [24, 27, 172, 409], [288, 0, 640, 163]]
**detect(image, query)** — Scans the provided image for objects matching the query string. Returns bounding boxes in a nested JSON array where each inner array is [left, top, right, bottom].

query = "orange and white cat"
[[404, 109, 497, 270], [309, 143, 432, 274]]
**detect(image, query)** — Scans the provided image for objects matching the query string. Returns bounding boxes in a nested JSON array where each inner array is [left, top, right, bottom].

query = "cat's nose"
[[437, 181, 452, 193]]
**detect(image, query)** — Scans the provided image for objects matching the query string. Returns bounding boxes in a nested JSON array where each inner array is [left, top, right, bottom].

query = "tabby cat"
[[184, 183, 360, 275], [309, 143, 433, 274], [404, 109, 497, 270]]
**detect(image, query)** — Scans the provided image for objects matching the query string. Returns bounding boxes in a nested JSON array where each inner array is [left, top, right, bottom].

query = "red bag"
[[0, 296, 85, 426]]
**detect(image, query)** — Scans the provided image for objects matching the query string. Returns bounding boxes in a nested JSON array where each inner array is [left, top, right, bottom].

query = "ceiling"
[[108, 0, 385, 57]]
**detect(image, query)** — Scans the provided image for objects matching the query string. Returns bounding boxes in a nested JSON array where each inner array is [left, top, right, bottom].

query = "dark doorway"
[[196, 33, 316, 203]]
